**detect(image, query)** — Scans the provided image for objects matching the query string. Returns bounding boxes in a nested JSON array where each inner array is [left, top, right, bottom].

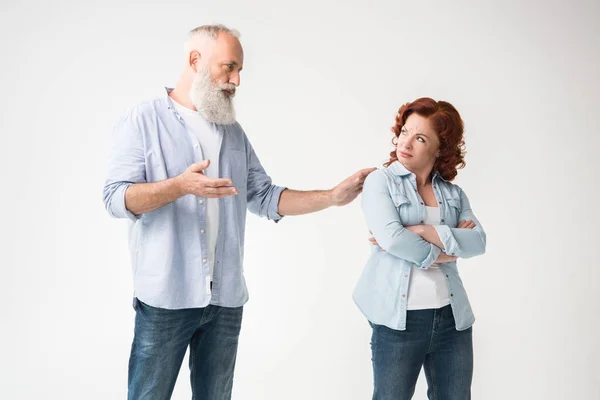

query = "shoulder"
[[115, 97, 166, 128], [364, 168, 387, 186], [131, 97, 166, 120], [364, 168, 399, 193]]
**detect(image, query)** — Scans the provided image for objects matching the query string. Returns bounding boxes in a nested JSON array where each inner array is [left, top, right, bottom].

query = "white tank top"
[[406, 206, 451, 310]]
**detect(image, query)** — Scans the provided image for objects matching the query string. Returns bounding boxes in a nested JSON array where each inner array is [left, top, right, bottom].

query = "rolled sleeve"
[[434, 224, 457, 255], [103, 112, 146, 220], [419, 243, 442, 269], [103, 182, 139, 222], [266, 185, 287, 222]]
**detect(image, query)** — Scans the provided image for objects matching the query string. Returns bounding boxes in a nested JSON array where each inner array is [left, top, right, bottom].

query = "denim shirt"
[[353, 161, 486, 331], [103, 89, 286, 309]]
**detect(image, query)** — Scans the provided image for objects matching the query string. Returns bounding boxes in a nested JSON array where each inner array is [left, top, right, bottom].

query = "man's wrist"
[[325, 188, 336, 207], [170, 174, 188, 198]]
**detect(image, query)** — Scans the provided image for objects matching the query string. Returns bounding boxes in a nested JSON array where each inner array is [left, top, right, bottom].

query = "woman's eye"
[[417, 137, 425, 143]]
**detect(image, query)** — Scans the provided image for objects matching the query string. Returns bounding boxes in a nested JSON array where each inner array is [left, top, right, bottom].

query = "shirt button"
[[420, 202, 424, 205], [201, 229, 205, 233], [199, 200, 204, 204], [402, 294, 406, 297], [441, 219, 445, 222], [404, 274, 408, 278], [450, 293, 454, 297], [446, 274, 449, 277], [194, 144, 199, 148], [420, 220, 424, 223], [439, 201, 442, 204], [202, 258, 207, 263]]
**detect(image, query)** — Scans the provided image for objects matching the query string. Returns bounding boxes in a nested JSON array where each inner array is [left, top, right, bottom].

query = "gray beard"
[[189, 67, 237, 125]]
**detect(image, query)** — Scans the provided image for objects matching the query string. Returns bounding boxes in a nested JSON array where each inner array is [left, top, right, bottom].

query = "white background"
[[2, 0, 599, 399]]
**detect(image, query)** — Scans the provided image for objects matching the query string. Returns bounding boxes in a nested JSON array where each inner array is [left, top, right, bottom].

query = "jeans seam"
[[427, 355, 438, 400], [190, 340, 196, 400], [427, 311, 436, 354]]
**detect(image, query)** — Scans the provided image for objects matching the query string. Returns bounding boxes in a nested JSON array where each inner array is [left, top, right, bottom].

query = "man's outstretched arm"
[[277, 168, 376, 216]]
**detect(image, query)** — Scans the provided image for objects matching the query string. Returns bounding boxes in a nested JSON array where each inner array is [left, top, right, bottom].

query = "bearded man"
[[103, 24, 374, 400]]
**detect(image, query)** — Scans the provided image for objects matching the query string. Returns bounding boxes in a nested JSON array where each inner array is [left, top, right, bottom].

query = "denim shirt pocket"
[[390, 191, 411, 223], [445, 197, 461, 226]]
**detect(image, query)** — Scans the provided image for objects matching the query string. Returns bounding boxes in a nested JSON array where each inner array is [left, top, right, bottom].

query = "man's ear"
[[189, 50, 201, 71]]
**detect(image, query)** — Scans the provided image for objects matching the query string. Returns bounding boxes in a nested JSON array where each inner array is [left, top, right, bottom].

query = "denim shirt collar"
[[388, 160, 448, 183]]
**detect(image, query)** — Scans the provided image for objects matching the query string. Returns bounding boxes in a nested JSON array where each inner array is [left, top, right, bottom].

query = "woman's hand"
[[457, 220, 475, 229]]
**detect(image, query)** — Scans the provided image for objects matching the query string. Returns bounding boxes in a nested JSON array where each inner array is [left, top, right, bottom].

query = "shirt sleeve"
[[362, 170, 441, 269], [243, 133, 286, 223], [434, 187, 486, 258], [102, 112, 146, 222]]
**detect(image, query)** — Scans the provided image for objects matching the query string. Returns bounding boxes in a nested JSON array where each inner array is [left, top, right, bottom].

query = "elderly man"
[[103, 24, 374, 399]]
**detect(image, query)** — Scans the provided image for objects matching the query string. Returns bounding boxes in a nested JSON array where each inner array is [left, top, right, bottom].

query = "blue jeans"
[[128, 298, 244, 400], [370, 305, 473, 400]]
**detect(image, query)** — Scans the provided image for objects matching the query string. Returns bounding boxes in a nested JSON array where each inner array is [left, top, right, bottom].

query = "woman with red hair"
[[353, 98, 486, 399]]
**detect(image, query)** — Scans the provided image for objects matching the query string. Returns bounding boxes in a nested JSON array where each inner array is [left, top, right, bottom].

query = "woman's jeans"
[[370, 305, 473, 400]]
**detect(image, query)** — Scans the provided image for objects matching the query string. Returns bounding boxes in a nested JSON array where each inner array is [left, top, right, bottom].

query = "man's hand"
[[176, 160, 238, 198], [330, 167, 377, 207]]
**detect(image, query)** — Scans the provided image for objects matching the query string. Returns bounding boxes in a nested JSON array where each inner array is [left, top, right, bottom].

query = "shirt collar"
[[387, 160, 448, 182], [164, 87, 176, 109]]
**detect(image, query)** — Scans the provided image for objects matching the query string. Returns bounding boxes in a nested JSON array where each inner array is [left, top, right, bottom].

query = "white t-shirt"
[[172, 100, 222, 280], [406, 206, 451, 310]]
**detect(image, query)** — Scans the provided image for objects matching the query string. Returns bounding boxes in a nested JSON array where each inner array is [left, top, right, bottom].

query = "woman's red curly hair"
[[385, 97, 466, 181]]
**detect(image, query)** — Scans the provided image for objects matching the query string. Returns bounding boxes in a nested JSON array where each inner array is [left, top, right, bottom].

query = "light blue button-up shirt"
[[353, 161, 486, 331], [103, 89, 286, 309]]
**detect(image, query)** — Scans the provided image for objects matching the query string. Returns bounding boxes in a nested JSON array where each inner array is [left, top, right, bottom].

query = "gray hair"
[[188, 24, 241, 41]]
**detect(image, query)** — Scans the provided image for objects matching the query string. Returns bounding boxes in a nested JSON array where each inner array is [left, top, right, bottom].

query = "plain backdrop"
[[1, 0, 599, 399]]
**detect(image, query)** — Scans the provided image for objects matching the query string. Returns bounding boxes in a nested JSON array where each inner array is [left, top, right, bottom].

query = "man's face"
[[190, 33, 244, 125]]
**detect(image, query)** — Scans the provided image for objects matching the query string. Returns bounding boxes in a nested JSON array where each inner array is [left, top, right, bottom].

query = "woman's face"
[[396, 113, 440, 174]]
